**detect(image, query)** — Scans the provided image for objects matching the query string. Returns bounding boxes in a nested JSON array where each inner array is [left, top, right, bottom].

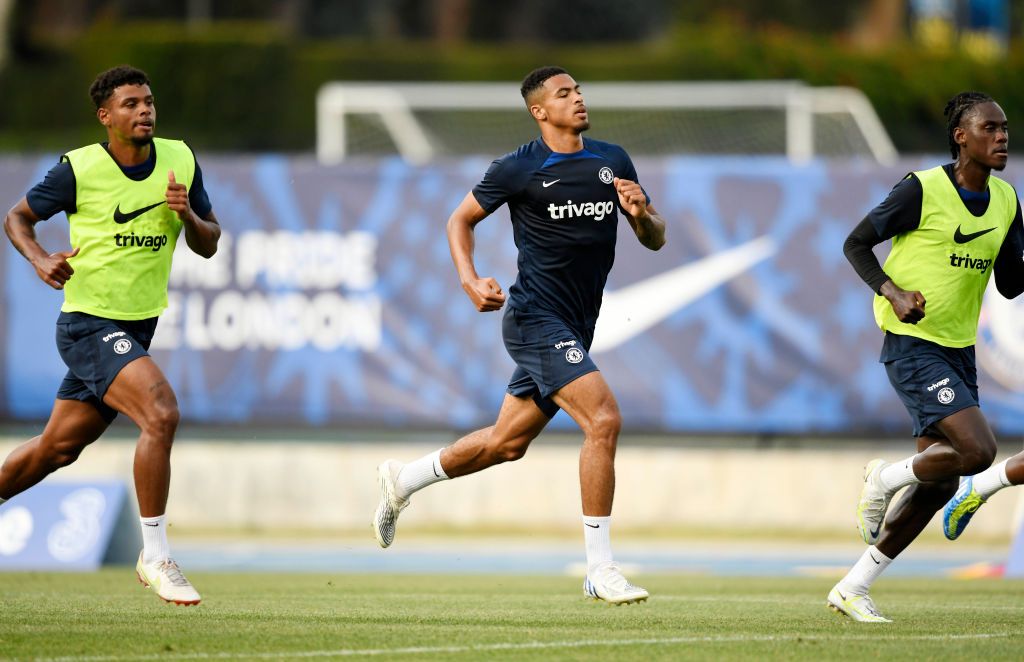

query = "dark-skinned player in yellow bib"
[[831, 92, 1024, 622], [0, 66, 220, 605]]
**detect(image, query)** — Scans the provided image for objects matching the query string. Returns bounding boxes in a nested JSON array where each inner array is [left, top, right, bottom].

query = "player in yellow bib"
[[828, 92, 1024, 622], [0, 66, 220, 605]]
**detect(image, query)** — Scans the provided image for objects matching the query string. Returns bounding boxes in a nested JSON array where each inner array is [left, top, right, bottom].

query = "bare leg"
[[875, 436, 958, 559], [875, 408, 996, 558], [829, 405, 998, 620], [911, 407, 997, 481], [0, 399, 109, 499], [550, 372, 621, 517], [1002, 452, 1024, 485], [440, 393, 550, 478], [102, 357, 180, 518]]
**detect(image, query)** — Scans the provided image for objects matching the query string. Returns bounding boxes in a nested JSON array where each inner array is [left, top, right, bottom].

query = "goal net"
[[316, 81, 897, 165]]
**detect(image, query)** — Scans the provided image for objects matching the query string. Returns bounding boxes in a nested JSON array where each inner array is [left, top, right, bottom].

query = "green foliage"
[[2, 22, 1023, 153]]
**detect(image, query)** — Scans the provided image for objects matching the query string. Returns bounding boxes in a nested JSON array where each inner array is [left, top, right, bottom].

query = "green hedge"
[[1, 21, 1020, 154]]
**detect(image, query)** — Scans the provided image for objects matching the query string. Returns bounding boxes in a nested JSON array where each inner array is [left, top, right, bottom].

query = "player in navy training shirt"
[[373, 66, 666, 604]]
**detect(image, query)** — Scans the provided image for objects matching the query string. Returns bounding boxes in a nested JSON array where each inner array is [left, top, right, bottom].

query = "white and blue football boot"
[[943, 476, 986, 541]]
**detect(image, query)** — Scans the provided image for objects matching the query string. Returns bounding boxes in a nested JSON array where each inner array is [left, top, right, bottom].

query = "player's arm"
[[3, 197, 79, 290], [165, 170, 220, 258], [843, 174, 926, 324], [994, 199, 1024, 299], [446, 192, 506, 312], [613, 177, 665, 251]]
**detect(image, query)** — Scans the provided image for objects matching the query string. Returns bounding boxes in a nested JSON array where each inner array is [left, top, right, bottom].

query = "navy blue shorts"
[[502, 307, 599, 418], [881, 333, 979, 438], [55, 311, 158, 422]]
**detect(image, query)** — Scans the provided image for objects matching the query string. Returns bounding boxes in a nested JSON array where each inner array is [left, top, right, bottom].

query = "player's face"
[[98, 83, 156, 146], [957, 101, 1008, 171], [538, 74, 589, 133]]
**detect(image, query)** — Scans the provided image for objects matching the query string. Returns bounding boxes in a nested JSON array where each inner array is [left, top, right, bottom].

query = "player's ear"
[[953, 126, 967, 149], [97, 106, 109, 127], [530, 104, 546, 122]]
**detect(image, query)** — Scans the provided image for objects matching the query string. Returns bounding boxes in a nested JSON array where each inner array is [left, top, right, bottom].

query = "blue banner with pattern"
[[2, 155, 1023, 434]]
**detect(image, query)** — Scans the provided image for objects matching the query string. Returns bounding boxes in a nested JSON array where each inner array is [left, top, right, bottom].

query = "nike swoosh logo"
[[542, 179, 560, 187], [432, 462, 442, 478], [143, 522, 159, 527], [869, 552, 881, 564], [953, 225, 997, 244], [869, 524, 881, 539], [113, 201, 166, 224], [591, 236, 777, 353], [584, 523, 600, 528], [837, 590, 848, 601]]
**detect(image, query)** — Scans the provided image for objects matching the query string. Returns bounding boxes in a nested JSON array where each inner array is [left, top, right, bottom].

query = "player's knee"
[[960, 444, 996, 475], [42, 438, 85, 469], [494, 439, 529, 463], [962, 452, 995, 476], [589, 406, 622, 441], [143, 402, 180, 441]]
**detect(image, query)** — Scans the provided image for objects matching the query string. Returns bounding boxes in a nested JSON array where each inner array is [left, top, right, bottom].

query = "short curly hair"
[[520, 66, 569, 103], [89, 65, 151, 109], [943, 91, 995, 160]]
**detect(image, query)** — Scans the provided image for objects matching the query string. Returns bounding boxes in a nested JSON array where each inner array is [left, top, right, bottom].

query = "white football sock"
[[838, 546, 892, 595], [395, 449, 448, 499], [582, 515, 613, 574], [973, 459, 1012, 500], [140, 514, 170, 565], [879, 454, 921, 493]]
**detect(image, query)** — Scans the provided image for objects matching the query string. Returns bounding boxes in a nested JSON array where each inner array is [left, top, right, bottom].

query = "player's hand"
[[31, 246, 79, 290], [613, 177, 647, 219], [463, 277, 506, 312], [881, 281, 926, 324], [165, 170, 191, 221]]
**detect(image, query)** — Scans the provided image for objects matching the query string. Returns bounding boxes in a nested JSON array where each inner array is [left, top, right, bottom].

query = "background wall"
[[1, 437, 1019, 540]]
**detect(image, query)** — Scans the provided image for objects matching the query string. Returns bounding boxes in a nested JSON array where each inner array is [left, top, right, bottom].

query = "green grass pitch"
[[3, 572, 1023, 660]]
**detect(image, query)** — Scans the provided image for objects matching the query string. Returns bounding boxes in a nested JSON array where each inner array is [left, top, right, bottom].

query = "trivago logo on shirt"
[[547, 199, 616, 222], [114, 231, 169, 252], [948, 252, 992, 273]]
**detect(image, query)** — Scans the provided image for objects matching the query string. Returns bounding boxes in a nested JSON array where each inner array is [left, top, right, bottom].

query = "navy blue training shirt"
[[472, 137, 649, 332]]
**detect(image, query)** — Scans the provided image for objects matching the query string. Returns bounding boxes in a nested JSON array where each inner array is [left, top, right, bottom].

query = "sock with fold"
[[140, 514, 170, 565], [879, 454, 921, 492], [973, 459, 1012, 500], [395, 449, 448, 499], [838, 546, 892, 595]]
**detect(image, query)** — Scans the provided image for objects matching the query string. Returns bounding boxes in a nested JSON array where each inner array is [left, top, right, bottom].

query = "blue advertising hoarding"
[[0, 480, 138, 570], [2, 154, 1023, 434]]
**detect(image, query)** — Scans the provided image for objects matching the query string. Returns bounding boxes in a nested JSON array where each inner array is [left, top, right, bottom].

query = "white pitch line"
[[29, 631, 1022, 662], [655, 595, 812, 604]]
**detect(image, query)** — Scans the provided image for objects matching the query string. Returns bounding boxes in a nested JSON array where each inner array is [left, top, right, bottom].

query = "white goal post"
[[316, 81, 898, 165]]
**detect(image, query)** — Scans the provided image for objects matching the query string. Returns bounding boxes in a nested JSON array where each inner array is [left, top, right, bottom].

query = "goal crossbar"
[[316, 81, 897, 165]]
